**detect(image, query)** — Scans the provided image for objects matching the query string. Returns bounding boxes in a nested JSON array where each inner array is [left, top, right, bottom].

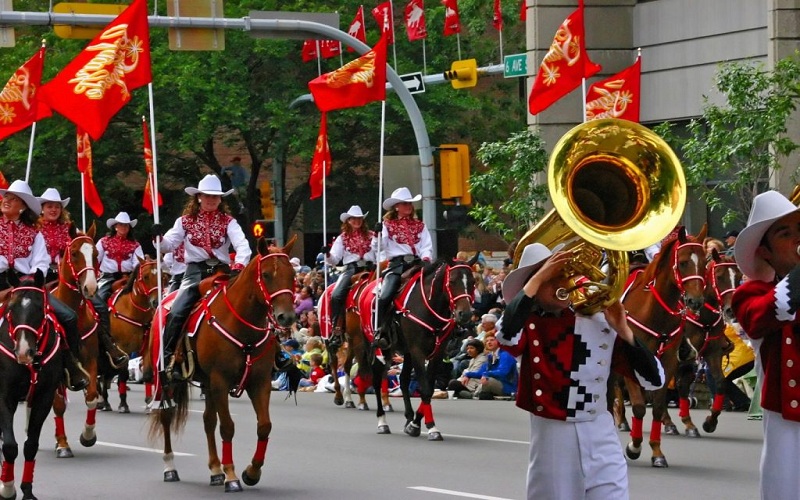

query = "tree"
[[468, 129, 549, 242], [655, 54, 800, 226]]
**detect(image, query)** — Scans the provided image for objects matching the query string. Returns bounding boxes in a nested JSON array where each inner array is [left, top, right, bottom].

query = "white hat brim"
[[0, 189, 41, 215], [340, 211, 369, 222], [501, 243, 564, 302], [107, 218, 138, 229], [382, 194, 422, 210], [39, 197, 70, 208], [735, 192, 800, 282], [185, 186, 235, 197]]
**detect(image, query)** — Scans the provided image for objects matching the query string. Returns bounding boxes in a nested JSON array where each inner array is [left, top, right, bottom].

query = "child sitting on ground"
[[299, 353, 326, 392]]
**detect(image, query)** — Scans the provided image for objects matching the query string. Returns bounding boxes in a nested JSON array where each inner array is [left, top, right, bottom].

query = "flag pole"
[[390, 1, 398, 70], [24, 39, 46, 184], [147, 83, 166, 375], [80, 173, 87, 232], [582, 77, 588, 123], [321, 157, 328, 290], [422, 38, 427, 76], [456, 33, 462, 60], [499, 28, 504, 63], [372, 100, 387, 338]]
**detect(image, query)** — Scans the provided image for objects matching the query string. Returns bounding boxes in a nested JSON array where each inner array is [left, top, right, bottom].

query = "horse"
[[318, 271, 393, 411], [98, 257, 166, 414], [617, 225, 708, 468], [49, 227, 102, 459], [148, 236, 297, 492], [662, 249, 741, 437], [357, 255, 477, 439], [0, 271, 66, 500]]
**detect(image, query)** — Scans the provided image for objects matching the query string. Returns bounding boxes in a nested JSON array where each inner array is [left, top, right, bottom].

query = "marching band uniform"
[[90, 212, 142, 368], [497, 243, 664, 500], [373, 187, 432, 348], [159, 175, 251, 376], [731, 191, 800, 500], [325, 205, 376, 334], [0, 180, 89, 391]]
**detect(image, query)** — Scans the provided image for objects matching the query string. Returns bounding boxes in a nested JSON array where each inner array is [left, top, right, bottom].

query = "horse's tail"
[[147, 381, 190, 442]]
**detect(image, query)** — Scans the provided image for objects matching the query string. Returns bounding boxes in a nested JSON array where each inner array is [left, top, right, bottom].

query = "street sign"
[[400, 72, 425, 94], [504, 53, 528, 78], [53, 2, 127, 39], [0, 0, 14, 47], [168, 0, 225, 51]]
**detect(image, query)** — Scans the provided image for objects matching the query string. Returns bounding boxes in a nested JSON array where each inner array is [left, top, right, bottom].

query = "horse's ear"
[[696, 222, 708, 242], [34, 269, 44, 288], [677, 226, 688, 243], [711, 247, 721, 262], [137, 255, 146, 265], [281, 234, 298, 255], [257, 237, 269, 256], [87, 222, 96, 240], [467, 252, 481, 266]]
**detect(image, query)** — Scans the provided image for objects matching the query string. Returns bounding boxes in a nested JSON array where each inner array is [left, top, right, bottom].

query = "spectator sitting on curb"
[[446, 339, 488, 399], [470, 332, 518, 400]]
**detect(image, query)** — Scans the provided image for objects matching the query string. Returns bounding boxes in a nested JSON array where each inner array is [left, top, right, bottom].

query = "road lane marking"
[[96, 441, 194, 456], [409, 486, 514, 499], [440, 433, 527, 445]]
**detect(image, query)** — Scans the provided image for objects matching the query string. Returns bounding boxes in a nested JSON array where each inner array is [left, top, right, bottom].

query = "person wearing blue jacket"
[[466, 333, 518, 400]]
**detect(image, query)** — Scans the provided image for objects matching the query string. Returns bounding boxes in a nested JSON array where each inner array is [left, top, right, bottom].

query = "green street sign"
[[504, 53, 528, 78]]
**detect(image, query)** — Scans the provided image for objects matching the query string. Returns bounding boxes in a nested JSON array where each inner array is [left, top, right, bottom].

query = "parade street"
[[11, 382, 761, 499]]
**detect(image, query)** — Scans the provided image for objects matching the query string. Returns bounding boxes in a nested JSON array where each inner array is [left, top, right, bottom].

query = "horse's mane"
[[641, 232, 682, 283], [423, 258, 449, 278], [121, 263, 141, 294]]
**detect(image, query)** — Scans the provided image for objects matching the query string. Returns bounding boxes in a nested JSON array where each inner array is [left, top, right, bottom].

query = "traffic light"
[[439, 144, 471, 205], [443, 205, 469, 228], [252, 219, 275, 239], [259, 180, 275, 220], [443, 59, 478, 89]]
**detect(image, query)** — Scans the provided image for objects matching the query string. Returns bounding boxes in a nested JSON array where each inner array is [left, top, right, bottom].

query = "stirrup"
[[165, 356, 185, 382], [105, 348, 129, 369], [64, 364, 90, 392]]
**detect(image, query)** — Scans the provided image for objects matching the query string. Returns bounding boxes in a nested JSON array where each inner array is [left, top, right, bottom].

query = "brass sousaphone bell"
[[513, 118, 687, 314]]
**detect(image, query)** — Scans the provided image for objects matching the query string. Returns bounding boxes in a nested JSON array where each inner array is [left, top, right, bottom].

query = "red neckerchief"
[[385, 217, 424, 254], [0, 219, 37, 268], [40, 221, 71, 262], [341, 230, 374, 258], [182, 210, 232, 259], [101, 235, 139, 273]]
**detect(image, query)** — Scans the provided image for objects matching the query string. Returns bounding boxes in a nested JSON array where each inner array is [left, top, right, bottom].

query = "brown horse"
[[50, 227, 102, 458], [618, 226, 708, 468], [662, 249, 741, 437], [149, 237, 296, 492], [98, 257, 166, 413]]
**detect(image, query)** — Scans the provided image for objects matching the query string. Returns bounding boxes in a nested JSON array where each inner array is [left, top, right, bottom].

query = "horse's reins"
[[109, 262, 159, 329], [685, 260, 738, 355], [57, 235, 99, 294]]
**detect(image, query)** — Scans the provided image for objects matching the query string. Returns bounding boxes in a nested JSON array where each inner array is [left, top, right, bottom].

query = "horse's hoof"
[[651, 456, 669, 468], [98, 401, 112, 412], [428, 431, 443, 441], [685, 428, 701, 438], [118, 404, 130, 414], [617, 422, 630, 432], [663, 424, 679, 435], [224, 480, 243, 493], [210, 474, 225, 486], [357, 403, 369, 411], [55, 447, 73, 458], [404, 422, 421, 437], [376, 425, 391, 435], [164, 470, 180, 482], [0, 484, 15, 500], [242, 469, 260, 486], [383, 404, 394, 412], [344, 401, 355, 409], [79, 434, 97, 447], [625, 443, 641, 460], [702, 420, 718, 433], [19, 482, 32, 500], [334, 395, 344, 406]]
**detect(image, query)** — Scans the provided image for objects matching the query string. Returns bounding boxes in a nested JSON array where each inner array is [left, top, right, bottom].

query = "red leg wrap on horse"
[[1, 461, 13, 482], [253, 439, 268, 463], [54, 416, 65, 436], [222, 440, 233, 465], [21, 461, 34, 484], [650, 420, 662, 442], [679, 398, 690, 418], [145, 383, 152, 399], [418, 402, 433, 425], [87, 408, 97, 426], [355, 376, 371, 394], [712, 393, 725, 412], [631, 416, 643, 440], [118, 382, 127, 395]]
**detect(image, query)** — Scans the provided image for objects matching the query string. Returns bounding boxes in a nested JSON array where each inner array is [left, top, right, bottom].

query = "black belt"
[[391, 255, 417, 264], [346, 259, 369, 270]]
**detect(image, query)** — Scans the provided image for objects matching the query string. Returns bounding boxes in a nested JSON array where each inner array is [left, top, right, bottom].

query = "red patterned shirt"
[[0, 219, 38, 269], [98, 235, 142, 273], [182, 210, 234, 259], [385, 218, 424, 250], [342, 231, 374, 258], [40, 221, 72, 264]]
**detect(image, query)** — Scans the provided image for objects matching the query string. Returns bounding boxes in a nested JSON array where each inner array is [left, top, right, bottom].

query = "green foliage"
[[469, 129, 549, 242], [655, 54, 800, 226]]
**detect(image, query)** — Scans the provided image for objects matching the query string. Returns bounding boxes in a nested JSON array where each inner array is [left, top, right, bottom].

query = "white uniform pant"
[[527, 411, 628, 500], [761, 409, 800, 500]]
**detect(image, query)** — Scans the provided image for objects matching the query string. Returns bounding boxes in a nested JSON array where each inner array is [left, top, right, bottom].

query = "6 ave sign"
[[504, 53, 528, 78]]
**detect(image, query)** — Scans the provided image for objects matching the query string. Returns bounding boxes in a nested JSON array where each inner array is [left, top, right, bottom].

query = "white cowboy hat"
[[340, 205, 369, 223], [184, 174, 235, 197], [0, 180, 41, 214], [502, 242, 565, 302], [290, 257, 302, 272], [106, 211, 138, 229], [38, 188, 70, 208], [735, 190, 800, 282], [382, 187, 422, 210]]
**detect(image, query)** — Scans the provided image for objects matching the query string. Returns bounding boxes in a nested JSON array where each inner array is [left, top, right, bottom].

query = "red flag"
[[141, 119, 162, 215], [309, 113, 331, 200], [76, 128, 104, 216], [519, 0, 526, 21], [585, 56, 641, 122], [372, 2, 395, 44], [301, 40, 318, 62], [320, 40, 342, 59], [528, 1, 601, 115], [0, 171, 8, 190], [308, 36, 388, 112], [442, 0, 461, 36], [404, 0, 427, 41], [0, 46, 52, 141], [39, 0, 151, 140], [347, 7, 368, 53], [493, 0, 503, 31]]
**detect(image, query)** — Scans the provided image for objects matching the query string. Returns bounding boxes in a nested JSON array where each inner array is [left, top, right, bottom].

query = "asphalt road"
[[2, 383, 762, 499]]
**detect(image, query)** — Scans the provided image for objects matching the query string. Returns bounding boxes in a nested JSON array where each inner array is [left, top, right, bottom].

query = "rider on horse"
[[322, 205, 376, 338], [372, 187, 432, 350], [157, 175, 251, 380], [0, 180, 90, 391]]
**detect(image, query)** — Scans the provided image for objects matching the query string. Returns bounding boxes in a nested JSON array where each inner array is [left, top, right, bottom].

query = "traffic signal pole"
[[0, 10, 441, 253]]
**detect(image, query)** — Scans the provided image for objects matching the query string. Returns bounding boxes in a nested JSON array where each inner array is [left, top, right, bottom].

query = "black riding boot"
[[162, 286, 200, 381], [97, 305, 129, 369], [52, 299, 90, 392]]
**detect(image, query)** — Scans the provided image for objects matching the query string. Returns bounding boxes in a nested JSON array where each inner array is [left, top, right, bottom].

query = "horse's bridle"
[[58, 235, 99, 293], [669, 240, 706, 307], [108, 262, 160, 331], [399, 262, 474, 334], [1, 286, 58, 361], [685, 259, 738, 355]]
